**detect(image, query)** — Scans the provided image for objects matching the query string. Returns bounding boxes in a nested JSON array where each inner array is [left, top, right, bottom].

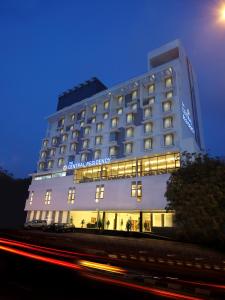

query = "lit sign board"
[[182, 102, 195, 134], [63, 157, 111, 171]]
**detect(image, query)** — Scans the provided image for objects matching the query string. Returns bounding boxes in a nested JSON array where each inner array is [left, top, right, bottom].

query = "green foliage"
[[165, 152, 225, 246]]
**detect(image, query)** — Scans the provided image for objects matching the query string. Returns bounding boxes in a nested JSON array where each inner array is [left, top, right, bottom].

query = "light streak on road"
[[79, 260, 125, 274]]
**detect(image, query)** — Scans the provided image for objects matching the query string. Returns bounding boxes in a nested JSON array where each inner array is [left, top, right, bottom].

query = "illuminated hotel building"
[[25, 40, 204, 233]]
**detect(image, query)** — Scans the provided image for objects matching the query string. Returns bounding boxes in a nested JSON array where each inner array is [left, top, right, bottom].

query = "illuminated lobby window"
[[104, 100, 109, 110], [125, 142, 133, 154], [144, 122, 153, 134], [163, 117, 173, 129], [29, 191, 34, 205], [67, 187, 75, 204], [152, 213, 163, 227], [148, 83, 155, 94], [74, 152, 180, 183], [95, 184, 104, 202], [164, 213, 174, 227], [144, 138, 152, 150], [165, 77, 173, 88], [162, 100, 172, 112], [164, 133, 174, 146], [44, 190, 52, 205]]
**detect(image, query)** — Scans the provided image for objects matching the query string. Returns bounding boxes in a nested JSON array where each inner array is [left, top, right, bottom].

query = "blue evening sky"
[[0, 0, 224, 178]]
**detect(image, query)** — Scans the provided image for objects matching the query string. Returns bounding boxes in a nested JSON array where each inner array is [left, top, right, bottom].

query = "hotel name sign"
[[182, 102, 195, 134], [63, 157, 111, 171]]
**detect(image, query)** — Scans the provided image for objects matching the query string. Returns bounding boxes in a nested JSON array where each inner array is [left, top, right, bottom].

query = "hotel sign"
[[63, 157, 111, 171], [182, 102, 195, 134]]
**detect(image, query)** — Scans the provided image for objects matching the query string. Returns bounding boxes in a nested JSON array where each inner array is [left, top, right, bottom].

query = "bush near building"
[[0, 168, 31, 228], [165, 152, 225, 247]]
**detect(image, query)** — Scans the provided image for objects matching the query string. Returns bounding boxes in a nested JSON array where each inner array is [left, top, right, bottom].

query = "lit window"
[[164, 213, 174, 227], [58, 158, 64, 167], [95, 136, 102, 145], [164, 134, 174, 146], [62, 134, 68, 142], [152, 213, 163, 227], [41, 151, 46, 159], [117, 96, 123, 106], [39, 162, 45, 170], [81, 153, 87, 162], [71, 113, 76, 121], [117, 108, 123, 115], [125, 142, 133, 154], [144, 107, 151, 119], [70, 143, 76, 152], [92, 104, 97, 114], [60, 128, 64, 134], [60, 145, 66, 154], [95, 184, 104, 202], [96, 122, 103, 132], [126, 113, 133, 124], [58, 118, 64, 127], [43, 140, 48, 147], [50, 149, 55, 157], [67, 187, 75, 204], [72, 130, 79, 139], [131, 103, 137, 111], [144, 122, 153, 133], [148, 84, 155, 94], [163, 117, 173, 129], [165, 77, 172, 88], [166, 91, 173, 99], [94, 149, 101, 160], [47, 160, 54, 169], [70, 125, 74, 131], [131, 181, 142, 201], [91, 117, 96, 124], [163, 101, 172, 112], [132, 90, 138, 100], [82, 139, 89, 149], [44, 190, 52, 205], [149, 97, 155, 105], [111, 117, 118, 128], [103, 112, 109, 119], [84, 127, 91, 135], [29, 191, 34, 205], [104, 100, 109, 110], [80, 121, 85, 127], [109, 146, 117, 157], [126, 127, 134, 138], [81, 110, 86, 118], [144, 138, 152, 150]]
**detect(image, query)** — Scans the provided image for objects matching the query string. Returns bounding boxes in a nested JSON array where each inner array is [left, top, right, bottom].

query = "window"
[[72, 130, 79, 139], [95, 136, 102, 145], [50, 149, 56, 157], [94, 149, 101, 160], [109, 146, 117, 157], [131, 103, 137, 111], [126, 127, 134, 138], [80, 121, 85, 127], [60, 145, 66, 154], [125, 142, 133, 154], [81, 110, 86, 118], [96, 122, 103, 132], [163, 117, 173, 129], [152, 213, 162, 227], [144, 122, 153, 133], [132, 90, 137, 100], [144, 138, 152, 150], [103, 112, 109, 119], [60, 128, 64, 134], [117, 108, 123, 115], [126, 113, 133, 124], [131, 181, 142, 201], [95, 185, 104, 202], [41, 151, 46, 159], [164, 134, 174, 146], [81, 153, 87, 162], [52, 137, 57, 146], [92, 104, 97, 114], [71, 113, 76, 121], [104, 100, 109, 110], [58, 158, 64, 167], [67, 188, 75, 204], [144, 107, 151, 119], [91, 117, 96, 124], [47, 160, 54, 169], [62, 134, 68, 142], [58, 118, 64, 127], [165, 77, 172, 88], [70, 125, 74, 131], [166, 91, 173, 99], [162, 101, 172, 112], [148, 84, 155, 94], [111, 117, 118, 128], [29, 191, 34, 205], [149, 97, 155, 105], [117, 95, 123, 106], [70, 143, 77, 152], [84, 126, 91, 135], [44, 190, 52, 205], [82, 139, 89, 149], [39, 162, 45, 170], [43, 140, 48, 147]]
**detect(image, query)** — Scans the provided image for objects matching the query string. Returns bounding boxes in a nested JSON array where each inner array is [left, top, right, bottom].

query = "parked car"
[[24, 220, 47, 230], [43, 222, 75, 233]]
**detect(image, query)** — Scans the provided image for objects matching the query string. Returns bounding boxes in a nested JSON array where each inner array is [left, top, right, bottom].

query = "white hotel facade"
[[25, 40, 204, 233]]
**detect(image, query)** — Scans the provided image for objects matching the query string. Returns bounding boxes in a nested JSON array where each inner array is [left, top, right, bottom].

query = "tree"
[[165, 152, 225, 246]]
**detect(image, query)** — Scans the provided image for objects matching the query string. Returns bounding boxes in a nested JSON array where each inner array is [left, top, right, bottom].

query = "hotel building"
[[25, 40, 204, 233]]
